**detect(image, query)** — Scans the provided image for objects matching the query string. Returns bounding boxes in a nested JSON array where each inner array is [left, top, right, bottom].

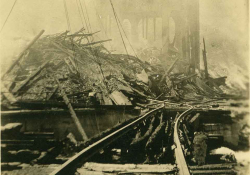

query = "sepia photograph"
[[0, 0, 249, 174]]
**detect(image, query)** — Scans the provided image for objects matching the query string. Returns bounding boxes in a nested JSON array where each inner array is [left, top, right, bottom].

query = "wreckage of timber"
[[1, 0, 249, 175]]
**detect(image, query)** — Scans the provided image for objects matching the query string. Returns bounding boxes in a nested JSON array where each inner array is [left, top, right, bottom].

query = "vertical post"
[[189, 0, 200, 71], [55, 78, 88, 141], [202, 38, 209, 79]]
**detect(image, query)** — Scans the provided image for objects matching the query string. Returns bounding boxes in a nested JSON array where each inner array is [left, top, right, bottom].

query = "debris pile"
[[1, 29, 164, 108], [1, 29, 235, 110]]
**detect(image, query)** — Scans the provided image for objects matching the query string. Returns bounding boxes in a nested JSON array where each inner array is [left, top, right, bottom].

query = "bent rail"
[[50, 105, 164, 175], [174, 106, 193, 175]]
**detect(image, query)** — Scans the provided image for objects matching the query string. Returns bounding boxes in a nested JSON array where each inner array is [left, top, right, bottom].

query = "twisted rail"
[[50, 105, 164, 175]]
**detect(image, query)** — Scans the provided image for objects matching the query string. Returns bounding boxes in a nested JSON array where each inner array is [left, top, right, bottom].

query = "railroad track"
[[50, 103, 237, 175], [174, 106, 193, 175], [50, 105, 166, 175]]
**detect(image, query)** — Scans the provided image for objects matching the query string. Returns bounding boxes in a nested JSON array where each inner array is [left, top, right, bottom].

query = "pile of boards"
[[1, 29, 228, 110], [1, 29, 162, 108]]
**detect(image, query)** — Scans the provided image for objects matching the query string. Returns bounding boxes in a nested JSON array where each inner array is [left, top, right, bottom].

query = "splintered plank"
[[189, 113, 200, 123], [46, 87, 58, 100], [190, 169, 236, 174], [79, 163, 175, 174], [55, 78, 88, 141], [130, 117, 155, 146], [160, 57, 179, 83], [1, 84, 17, 104], [51, 42, 74, 57], [145, 113, 164, 150], [1, 123, 23, 134], [195, 77, 219, 96], [12, 60, 51, 94], [189, 163, 236, 170], [109, 91, 132, 105], [67, 31, 100, 37], [102, 95, 113, 105], [80, 39, 112, 47], [77, 169, 108, 175], [51, 42, 85, 67], [175, 73, 197, 84]]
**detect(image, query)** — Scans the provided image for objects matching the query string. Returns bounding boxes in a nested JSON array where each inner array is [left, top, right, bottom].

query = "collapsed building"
[[0, 0, 249, 175], [1, 26, 232, 111], [1, 0, 231, 110]]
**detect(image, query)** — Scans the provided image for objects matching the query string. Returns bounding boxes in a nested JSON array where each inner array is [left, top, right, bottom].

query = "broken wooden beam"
[[81, 39, 112, 47], [2, 30, 45, 79], [145, 113, 165, 150], [195, 77, 221, 96], [117, 78, 147, 97], [130, 129, 142, 145], [64, 57, 77, 73], [12, 60, 51, 94], [51, 42, 74, 57], [78, 163, 175, 174], [189, 163, 236, 170], [1, 123, 23, 136], [109, 91, 132, 105], [190, 169, 236, 174], [67, 31, 100, 37], [72, 27, 85, 35], [2, 149, 40, 163], [182, 124, 192, 147], [51, 42, 84, 68], [59, 30, 70, 37], [1, 84, 17, 104], [55, 78, 88, 141], [30, 146, 61, 164], [189, 113, 200, 124], [1, 162, 22, 171], [46, 87, 58, 100], [130, 117, 155, 146], [175, 73, 197, 84], [160, 57, 180, 83]]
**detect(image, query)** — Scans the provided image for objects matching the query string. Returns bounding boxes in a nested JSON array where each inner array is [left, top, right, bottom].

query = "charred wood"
[[130, 117, 155, 146], [55, 78, 88, 141]]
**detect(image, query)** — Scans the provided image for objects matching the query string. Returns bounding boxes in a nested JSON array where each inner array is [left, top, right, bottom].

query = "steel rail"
[[173, 106, 193, 175], [50, 105, 164, 175]]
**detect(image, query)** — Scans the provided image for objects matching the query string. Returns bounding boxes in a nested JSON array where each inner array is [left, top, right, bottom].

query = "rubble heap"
[[1, 29, 164, 108], [1, 29, 233, 110]]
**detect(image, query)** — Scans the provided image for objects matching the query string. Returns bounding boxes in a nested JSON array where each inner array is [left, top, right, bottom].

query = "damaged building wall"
[[1, 108, 140, 141], [95, 0, 200, 72]]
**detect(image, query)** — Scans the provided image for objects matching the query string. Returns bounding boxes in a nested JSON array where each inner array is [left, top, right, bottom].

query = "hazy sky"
[[200, 0, 249, 70], [0, 0, 249, 72], [0, 0, 100, 72]]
